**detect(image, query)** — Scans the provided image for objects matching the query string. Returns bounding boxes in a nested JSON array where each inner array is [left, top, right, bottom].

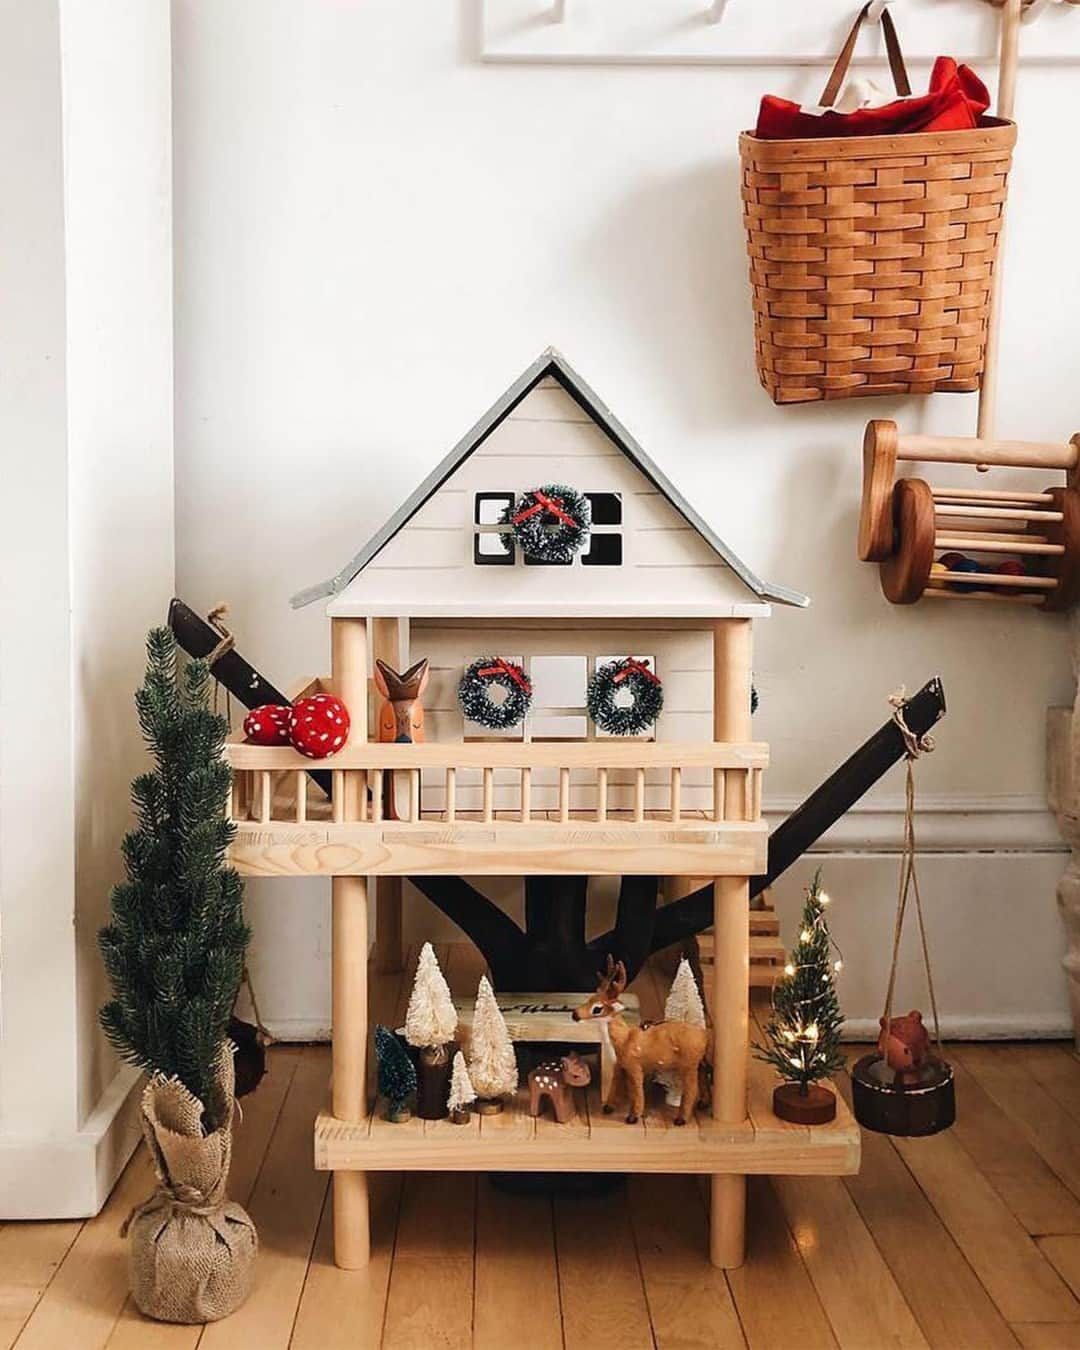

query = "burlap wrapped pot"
[[124, 1048, 257, 1323]]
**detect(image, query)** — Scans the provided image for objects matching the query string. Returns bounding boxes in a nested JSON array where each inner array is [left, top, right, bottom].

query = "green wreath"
[[501, 484, 591, 564], [587, 658, 664, 736], [458, 658, 533, 731]]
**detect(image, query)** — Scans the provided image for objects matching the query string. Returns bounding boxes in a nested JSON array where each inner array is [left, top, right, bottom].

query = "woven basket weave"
[[740, 120, 1016, 404]]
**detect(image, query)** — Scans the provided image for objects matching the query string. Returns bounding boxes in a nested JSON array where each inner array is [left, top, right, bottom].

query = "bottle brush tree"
[[404, 942, 458, 1049], [447, 1050, 476, 1121], [467, 975, 518, 1101], [375, 1025, 417, 1121], [754, 870, 845, 1097], [98, 627, 250, 1131], [656, 956, 707, 1105]]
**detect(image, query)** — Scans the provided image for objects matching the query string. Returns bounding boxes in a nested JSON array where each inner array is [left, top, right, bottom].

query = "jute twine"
[[124, 1048, 256, 1324], [206, 604, 234, 725], [881, 689, 943, 1052]]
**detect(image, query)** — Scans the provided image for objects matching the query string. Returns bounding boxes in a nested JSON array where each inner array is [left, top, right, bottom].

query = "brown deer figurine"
[[528, 1053, 591, 1124], [374, 658, 429, 820], [573, 956, 709, 1125]]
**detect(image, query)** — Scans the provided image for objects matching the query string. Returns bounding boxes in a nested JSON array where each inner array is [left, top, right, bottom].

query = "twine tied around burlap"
[[124, 1047, 257, 1324], [881, 689, 943, 1053]]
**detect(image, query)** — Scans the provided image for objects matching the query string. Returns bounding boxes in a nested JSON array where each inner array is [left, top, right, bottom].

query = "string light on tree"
[[753, 869, 845, 1124]]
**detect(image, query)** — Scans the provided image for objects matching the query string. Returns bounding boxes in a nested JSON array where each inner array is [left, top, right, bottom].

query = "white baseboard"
[[0, 1063, 143, 1219], [841, 1014, 1075, 1042]]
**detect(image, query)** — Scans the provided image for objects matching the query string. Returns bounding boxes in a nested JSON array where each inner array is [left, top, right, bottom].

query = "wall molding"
[[0, 1064, 142, 1219], [764, 793, 1064, 855]]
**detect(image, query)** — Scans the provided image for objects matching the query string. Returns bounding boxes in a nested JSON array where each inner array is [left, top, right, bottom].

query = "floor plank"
[[837, 1072, 1018, 1349], [555, 1185, 654, 1350], [946, 1053, 1080, 1237], [1011, 1325, 1080, 1349], [289, 1173, 402, 1350], [0, 1220, 83, 1349], [474, 1181, 562, 1350], [199, 1046, 331, 1350], [1040, 1236, 1080, 1301], [629, 1173, 745, 1349], [1017, 1044, 1080, 1127], [726, 1177, 836, 1349], [15, 1146, 156, 1350], [773, 1174, 929, 1350], [954, 1045, 1080, 1208]]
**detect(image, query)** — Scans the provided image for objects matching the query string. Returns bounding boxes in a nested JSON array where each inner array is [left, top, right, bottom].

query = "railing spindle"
[[634, 767, 645, 823], [597, 767, 608, 822], [410, 769, 421, 823], [295, 770, 307, 823], [259, 770, 272, 824], [371, 768, 384, 822], [559, 767, 571, 823], [332, 769, 344, 824], [713, 768, 725, 822], [751, 767, 763, 821], [445, 766, 456, 822], [670, 766, 681, 824], [520, 767, 531, 823], [483, 766, 494, 823]]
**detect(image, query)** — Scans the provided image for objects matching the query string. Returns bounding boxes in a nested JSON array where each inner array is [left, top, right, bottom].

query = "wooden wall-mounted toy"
[[858, 419, 1080, 610]]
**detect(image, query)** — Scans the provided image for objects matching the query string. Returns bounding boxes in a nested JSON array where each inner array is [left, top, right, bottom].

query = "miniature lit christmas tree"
[[656, 957, 707, 1106], [467, 975, 518, 1114], [404, 943, 458, 1120], [375, 1025, 417, 1123], [754, 870, 845, 1124], [447, 1050, 476, 1124]]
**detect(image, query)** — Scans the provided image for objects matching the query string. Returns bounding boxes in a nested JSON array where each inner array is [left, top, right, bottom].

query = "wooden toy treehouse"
[[221, 350, 861, 1271]]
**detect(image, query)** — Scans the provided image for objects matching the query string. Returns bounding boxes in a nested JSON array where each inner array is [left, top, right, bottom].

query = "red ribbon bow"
[[477, 659, 531, 694], [511, 490, 578, 529], [612, 658, 660, 687]]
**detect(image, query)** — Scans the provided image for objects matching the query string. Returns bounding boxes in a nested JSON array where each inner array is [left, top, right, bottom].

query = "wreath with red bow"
[[587, 658, 664, 736], [501, 483, 591, 564], [458, 657, 533, 731]]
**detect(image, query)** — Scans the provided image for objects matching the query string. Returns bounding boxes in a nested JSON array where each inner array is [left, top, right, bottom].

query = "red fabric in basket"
[[754, 58, 991, 140]]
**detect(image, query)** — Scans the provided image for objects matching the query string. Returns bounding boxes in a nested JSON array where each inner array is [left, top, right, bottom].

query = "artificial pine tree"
[[98, 628, 250, 1131], [754, 870, 845, 1123], [656, 957, 707, 1106], [467, 975, 518, 1111], [375, 1025, 417, 1122], [447, 1050, 476, 1124]]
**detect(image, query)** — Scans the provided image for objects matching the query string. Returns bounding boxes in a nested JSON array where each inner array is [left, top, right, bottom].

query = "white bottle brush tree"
[[447, 1050, 476, 1121], [404, 942, 457, 1049], [656, 957, 707, 1106], [467, 975, 518, 1102]]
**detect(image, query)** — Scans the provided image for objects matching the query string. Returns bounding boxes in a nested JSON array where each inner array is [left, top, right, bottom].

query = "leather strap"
[[820, 3, 912, 108]]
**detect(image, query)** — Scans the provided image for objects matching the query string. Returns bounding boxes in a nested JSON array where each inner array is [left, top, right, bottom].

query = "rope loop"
[[889, 686, 936, 760]]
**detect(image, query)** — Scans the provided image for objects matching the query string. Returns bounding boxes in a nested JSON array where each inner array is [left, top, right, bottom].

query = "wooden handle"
[[820, 3, 911, 107], [896, 432, 1078, 471]]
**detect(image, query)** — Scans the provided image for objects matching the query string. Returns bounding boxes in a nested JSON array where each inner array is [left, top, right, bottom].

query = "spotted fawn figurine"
[[527, 1053, 591, 1123], [573, 956, 710, 1125]]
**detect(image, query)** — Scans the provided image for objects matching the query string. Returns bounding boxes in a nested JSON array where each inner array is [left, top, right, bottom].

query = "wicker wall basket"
[[739, 4, 1017, 406]]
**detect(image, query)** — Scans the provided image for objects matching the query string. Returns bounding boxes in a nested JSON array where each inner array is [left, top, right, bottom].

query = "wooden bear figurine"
[[878, 1010, 931, 1082], [527, 1053, 591, 1123]]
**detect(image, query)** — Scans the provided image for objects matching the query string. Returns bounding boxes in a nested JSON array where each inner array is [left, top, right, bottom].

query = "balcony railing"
[[225, 739, 767, 829]]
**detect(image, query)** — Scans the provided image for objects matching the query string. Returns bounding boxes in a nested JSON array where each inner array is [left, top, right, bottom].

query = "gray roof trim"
[[291, 349, 809, 610]]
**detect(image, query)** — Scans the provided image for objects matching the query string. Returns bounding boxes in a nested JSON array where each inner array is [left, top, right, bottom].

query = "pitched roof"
[[291, 350, 809, 611]]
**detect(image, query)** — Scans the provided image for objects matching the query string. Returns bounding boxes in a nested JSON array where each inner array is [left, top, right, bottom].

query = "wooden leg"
[[711, 875, 749, 1269], [332, 874, 370, 1268], [375, 875, 404, 974]]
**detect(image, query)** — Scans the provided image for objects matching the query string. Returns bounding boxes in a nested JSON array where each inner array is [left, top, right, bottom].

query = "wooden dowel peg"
[[935, 504, 1063, 523], [670, 766, 682, 824], [295, 770, 307, 824], [559, 767, 571, 823], [482, 767, 494, 823], [410, 770, 421, 823], [751, 768, 763, 821], [935, 569, 1057, 590], [924, 587, 1046, 605], [935, 534, 1064, 556], [896, 432, 1077, 472], [931, 487, 1053, 505], [596, 767, 608, 823], [713, 768, 726, 822], [634, 767, 646, 823], [371, 768, 384, 822], [445, 766, 456, 823], [332, 770, 344, 823], [259, 770, 272, 824], [520, 766, 531, 823]]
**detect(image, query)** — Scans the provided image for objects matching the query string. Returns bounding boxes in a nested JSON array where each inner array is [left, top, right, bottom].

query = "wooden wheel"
[[1040, 485, 1080, 612], [858, 420, 899, 562], [880, 479, 934, 605]]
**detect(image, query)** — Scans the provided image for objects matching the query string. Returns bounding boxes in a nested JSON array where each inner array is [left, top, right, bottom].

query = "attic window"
[[474, 491, 622, 567]]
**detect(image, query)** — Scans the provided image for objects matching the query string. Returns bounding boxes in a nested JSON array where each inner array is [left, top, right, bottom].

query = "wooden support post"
[[371, 617, 404, 977], [710, 618, 752, 1269], [329, 617, 370, 1268]]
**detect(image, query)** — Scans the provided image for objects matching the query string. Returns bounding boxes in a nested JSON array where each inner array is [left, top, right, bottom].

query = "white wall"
[[0, 0, 174, 1216], [172, 0, 1077, 1036]]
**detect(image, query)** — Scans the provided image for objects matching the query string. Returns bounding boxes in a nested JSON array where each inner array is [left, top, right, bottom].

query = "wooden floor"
[[9, 1009, 1080, 1348]]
